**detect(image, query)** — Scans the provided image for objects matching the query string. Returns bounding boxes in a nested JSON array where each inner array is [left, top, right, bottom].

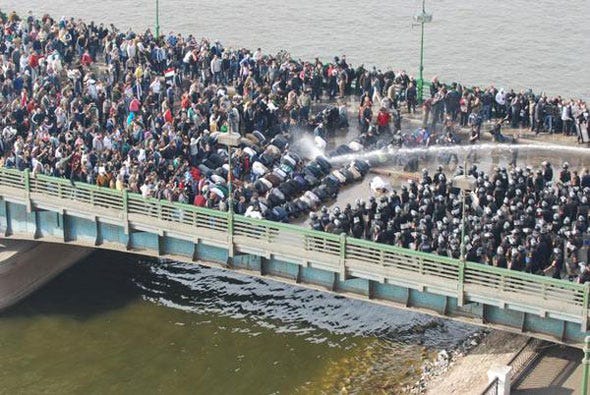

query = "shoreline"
[[409, 329, 490, 394], [420, 330, 529, 394]]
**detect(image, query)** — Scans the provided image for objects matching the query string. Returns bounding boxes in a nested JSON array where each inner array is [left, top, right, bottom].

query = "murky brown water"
[[0, 250, 473, 394]]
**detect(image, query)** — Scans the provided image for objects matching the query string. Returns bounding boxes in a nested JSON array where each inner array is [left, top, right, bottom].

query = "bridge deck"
[[0, 167, 588, 346]]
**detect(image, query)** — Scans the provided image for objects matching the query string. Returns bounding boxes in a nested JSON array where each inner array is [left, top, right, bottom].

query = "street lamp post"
[[413, 0, 432, 102], [218, 130, 241, 265], [155, 0, 160, 38], [452, 163, 476, 306]]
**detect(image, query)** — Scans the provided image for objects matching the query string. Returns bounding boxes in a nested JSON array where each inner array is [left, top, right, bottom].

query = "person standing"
[[431, 88, 445, 131], [210, 54, 222, 84], [445, 83, 461, 121], [510, 94, 521, 129], [535, 97, 545, 135], [459, 91, 469, 127], [337, 67, 347, 99], [561, 100, 573, 136], [376, 107, 391, 134], [405, 81, 417, 114]]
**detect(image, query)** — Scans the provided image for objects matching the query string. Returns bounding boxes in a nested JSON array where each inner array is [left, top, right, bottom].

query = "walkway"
[[426, 331, 528, 394], [513, 345, 583, 395]]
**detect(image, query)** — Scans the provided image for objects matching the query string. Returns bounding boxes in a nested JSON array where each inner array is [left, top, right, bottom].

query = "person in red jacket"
[[193, 194, 206, 207], [163, 107, 173, 124], [28, 51, 39, 69], [129, 97, 141, 113], [376, 107, 391, 134], [80, 50, 93, 67]]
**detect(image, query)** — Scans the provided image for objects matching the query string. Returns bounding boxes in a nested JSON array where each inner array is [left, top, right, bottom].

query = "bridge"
[[0, 167, 588, 347]]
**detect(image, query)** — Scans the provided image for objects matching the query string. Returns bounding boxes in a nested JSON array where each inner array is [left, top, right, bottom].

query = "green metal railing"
[[0, 167, 589, 332]]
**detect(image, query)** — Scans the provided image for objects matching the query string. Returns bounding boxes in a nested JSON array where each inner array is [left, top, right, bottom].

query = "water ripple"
[[132, 259, 476, 348]]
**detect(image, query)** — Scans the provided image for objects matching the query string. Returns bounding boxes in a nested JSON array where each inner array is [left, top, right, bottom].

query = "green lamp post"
[[155, 0, 160, 38], [413, 0, 432, 102]]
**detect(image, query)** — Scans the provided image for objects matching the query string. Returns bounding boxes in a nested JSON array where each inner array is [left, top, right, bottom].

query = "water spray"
[[328, 143, 590, 167]]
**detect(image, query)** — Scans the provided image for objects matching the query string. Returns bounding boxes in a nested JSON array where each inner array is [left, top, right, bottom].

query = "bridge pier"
[[331, 273, 338, 292], [62, 211, 70, 242], [0, 239, 93, 311], [122, 190, 130, 235], [95, 219, 103, 246], [1, 199, 12, 237], [192, 241, 199, 262], [33, 210, 42, 240], [295, 265, 303, 284], [260, 256, 267, 276], [157, 235, 165, 256], [442, 296, 450, 316], [368, 279, 375, 299], [23, 169, 32, 213]]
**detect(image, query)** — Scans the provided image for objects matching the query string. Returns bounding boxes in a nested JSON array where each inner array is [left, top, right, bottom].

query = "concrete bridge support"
[[0, 239, 93, 310]]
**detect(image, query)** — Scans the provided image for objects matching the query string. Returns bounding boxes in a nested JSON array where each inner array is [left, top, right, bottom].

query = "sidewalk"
[[425, 331, 529, 394]]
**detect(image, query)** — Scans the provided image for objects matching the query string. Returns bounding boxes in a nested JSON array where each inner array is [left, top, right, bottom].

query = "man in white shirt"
[[253, 48, 263, 62], [150, 76, 161, 102], [495, 89, 506, 118], [210, 55, 222, 84]]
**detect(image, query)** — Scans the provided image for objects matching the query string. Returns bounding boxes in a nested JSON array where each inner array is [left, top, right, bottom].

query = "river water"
[[2, 0, 589, 99], [0, 251, 474, 394], [0, 2, 587, 393]]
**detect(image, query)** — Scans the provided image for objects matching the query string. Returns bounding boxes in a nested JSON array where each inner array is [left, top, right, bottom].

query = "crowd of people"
[[1, 10, 589, 281], [419, 79, 590, 144], [311, 163, 590, 283], [0, 10, 368, 219]]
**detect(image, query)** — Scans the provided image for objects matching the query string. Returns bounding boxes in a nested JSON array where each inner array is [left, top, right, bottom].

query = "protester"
[[0, 11, 370, 222], [1, 10, 589, 276]]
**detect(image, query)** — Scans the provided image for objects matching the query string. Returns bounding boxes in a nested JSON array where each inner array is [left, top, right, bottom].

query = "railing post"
[[457, 259, 465, 307], [23, 168, 32, 212], [122, 189, 130, 234], [265, 223, 271, 244], [227, 208, 234, 262], [418, 256, 424, 275], [339, 233, 347, 280], [583, 282, 590, 332], [542, 282, 548, 301], [302, 234, 309, 253]]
